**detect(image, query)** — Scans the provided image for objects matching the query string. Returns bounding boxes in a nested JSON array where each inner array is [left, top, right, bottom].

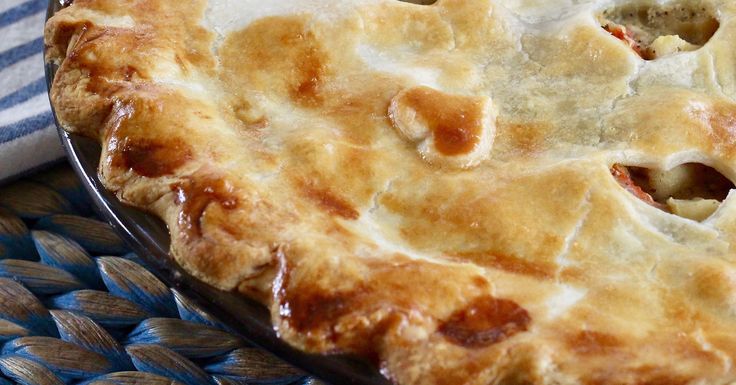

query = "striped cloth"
[[0, 0, 64, 183]]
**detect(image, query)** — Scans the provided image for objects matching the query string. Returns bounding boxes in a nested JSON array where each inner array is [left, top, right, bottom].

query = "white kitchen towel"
[[0, 0, 64, 183]]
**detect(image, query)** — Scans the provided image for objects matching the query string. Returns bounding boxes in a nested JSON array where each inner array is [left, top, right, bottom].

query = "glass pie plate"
[[45, 1, 391, 384]]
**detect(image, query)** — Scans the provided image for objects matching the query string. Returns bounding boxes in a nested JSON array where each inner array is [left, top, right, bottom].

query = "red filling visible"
[[610, 164, 667, 210], [602, 24, 645, 58]]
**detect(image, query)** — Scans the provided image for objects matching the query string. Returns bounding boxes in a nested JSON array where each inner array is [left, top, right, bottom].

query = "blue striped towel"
[[0, 0, 64, 183]]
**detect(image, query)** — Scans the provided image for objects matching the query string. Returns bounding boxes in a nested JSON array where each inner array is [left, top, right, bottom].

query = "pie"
[[45, 0, 736, 384]]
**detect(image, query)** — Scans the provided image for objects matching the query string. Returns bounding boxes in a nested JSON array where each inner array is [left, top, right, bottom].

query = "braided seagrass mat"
[[0, 162, 326, 385]]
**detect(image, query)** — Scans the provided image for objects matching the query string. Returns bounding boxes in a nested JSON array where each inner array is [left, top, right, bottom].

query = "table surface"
[[0, 162, 325, 385]]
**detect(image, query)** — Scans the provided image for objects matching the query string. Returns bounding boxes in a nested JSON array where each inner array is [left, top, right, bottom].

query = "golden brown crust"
[[46, 0, 736, 384]]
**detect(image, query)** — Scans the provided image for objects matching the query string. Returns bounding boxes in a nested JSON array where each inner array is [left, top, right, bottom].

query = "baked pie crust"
[[46, 0, 736, 384]]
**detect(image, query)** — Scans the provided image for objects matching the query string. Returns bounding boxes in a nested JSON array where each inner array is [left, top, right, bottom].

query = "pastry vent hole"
[[598, 2, 719, 60], [611, 163, 734, 221], [397, 0, 438, 5]]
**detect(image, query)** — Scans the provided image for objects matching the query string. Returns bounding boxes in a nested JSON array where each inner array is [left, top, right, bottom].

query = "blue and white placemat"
[[0, 0, 64, 183], [0, 164, 322, 385]]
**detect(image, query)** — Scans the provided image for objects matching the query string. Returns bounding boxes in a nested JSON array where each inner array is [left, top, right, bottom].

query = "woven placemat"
[[0, 163, 325, 385]]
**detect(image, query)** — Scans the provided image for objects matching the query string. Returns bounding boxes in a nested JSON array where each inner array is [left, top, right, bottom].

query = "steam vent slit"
[[397, 0, 438, 4], [598, 2, 719, 60], [611, 163, 734, 221]]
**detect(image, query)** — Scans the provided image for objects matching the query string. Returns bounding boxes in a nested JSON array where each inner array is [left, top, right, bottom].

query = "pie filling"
[[611, 163, 734, 220], [599, 2, 719, 60]]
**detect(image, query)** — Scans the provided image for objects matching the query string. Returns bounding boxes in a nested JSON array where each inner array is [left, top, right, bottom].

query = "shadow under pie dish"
[[44, 0, 736, 384]]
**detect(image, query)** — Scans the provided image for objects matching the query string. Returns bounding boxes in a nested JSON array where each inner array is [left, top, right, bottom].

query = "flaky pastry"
[[46, 0, 736, 384]]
